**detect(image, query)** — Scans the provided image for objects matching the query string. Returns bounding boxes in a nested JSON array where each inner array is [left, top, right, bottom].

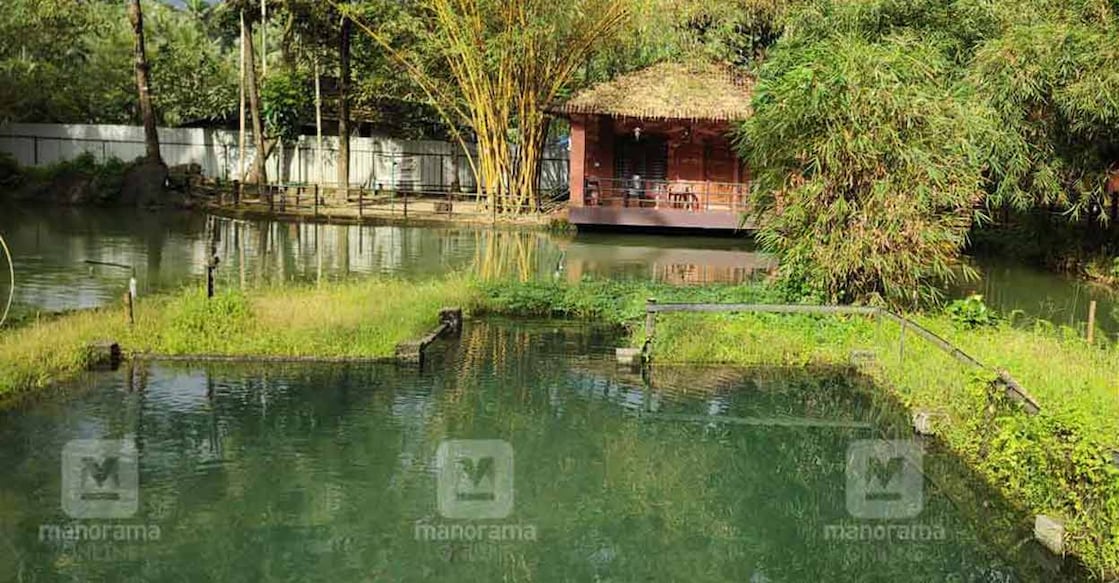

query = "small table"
[[667, 191, 698, 210]]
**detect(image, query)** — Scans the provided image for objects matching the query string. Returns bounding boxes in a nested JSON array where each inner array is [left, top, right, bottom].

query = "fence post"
[[33, 136, 39, 165], [124, 291, 134, 326], [642, 298, 657, 363], [1088, 300, 1097, 344], [899, 318, 907, 362]]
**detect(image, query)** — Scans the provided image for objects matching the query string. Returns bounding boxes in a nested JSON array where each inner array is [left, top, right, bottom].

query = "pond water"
[[0, 321, 1076, 581], [0, 206, 1115, 336]]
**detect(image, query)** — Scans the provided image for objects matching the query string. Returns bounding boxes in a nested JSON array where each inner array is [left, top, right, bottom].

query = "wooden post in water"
[[314, 184, 319, 216], [1087, 300, 1097, 345], [124, 291, 134, 326], [643, 298, 657, 364], [359, 188, 364, 219]]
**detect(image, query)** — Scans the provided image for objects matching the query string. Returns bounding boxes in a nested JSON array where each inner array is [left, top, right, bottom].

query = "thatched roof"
[[553, 62, 753, 122]]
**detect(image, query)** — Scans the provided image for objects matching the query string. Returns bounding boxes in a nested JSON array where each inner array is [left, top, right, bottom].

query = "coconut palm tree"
[[128, 0, 161, 165]]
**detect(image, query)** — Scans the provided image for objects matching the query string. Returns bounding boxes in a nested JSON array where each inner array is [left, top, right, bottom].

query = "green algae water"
[[0, 321, 1082, 581]]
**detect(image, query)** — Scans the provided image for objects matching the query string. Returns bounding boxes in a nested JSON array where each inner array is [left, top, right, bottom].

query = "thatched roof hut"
[[552, 62, 753, 122]]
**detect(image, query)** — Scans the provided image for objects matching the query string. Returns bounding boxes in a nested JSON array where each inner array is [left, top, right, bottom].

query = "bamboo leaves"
[[346, 0, 628, 214]]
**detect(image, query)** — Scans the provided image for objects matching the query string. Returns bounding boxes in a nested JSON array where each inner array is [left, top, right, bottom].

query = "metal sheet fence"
[[0, 123, 569, 192]]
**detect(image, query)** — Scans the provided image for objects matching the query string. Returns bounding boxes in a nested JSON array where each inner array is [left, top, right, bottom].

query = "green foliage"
[[740, 34, 994, 306], [161, 288, 254, 353], [945, 294, 999, 328], [261, 69, 311, 145], [0, 153, 21, 189], [0, 0, 237, 125], [5, 152, 131, 204], [971, 15, 1119, 216], [475, 279, 781, 324]]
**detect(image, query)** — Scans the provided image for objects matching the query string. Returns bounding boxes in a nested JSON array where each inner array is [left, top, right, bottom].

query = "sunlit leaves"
[[741, 35, 995, 306]]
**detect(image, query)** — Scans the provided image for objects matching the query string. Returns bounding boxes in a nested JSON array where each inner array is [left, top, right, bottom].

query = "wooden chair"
[[585, 178, 601, 206]]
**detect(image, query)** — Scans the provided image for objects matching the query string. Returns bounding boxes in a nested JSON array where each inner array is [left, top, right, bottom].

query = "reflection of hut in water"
[[559, 239, 776, 284]]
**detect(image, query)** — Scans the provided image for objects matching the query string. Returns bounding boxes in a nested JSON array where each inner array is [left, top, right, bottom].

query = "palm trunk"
[[128, 0, 161, 164], [315, 57, 324, 186], [338, 15, 352, 192], [244, 18, 268, 185]]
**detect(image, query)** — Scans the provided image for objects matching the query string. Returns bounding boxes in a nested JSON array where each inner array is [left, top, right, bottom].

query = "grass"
[[0, 276, 477, 397]]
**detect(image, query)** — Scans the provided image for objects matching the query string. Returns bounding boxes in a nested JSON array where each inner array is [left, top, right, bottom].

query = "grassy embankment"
[[2, 276, 1117, 575], [0, 277, 476, 396]]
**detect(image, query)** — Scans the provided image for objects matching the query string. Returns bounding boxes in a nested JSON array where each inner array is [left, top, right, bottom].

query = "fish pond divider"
[[639, 299, 1041, 415], [640, 299, 1119, 558]]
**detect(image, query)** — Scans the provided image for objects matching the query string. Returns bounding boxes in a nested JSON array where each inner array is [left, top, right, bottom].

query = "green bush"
[[945, 294, 999, 328], [475, 279, 782, 325], [739, 34, 998, 306], [0, 152, 22, 188]]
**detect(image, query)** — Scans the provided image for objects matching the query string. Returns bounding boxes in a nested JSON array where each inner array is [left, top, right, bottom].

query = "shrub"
[[739, 34, 998, 307], [945, 294, 999, 328]]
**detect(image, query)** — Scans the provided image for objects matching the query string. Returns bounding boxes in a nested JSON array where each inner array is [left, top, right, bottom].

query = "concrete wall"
[[0, 123, 569, 191]]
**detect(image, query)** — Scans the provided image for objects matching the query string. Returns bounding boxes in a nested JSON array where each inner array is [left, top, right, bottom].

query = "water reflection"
[[0, 320, 1075, 581], [0, 208, 772, 318], [956, 259, 1119, 340], [3, 207, 1114, 338]]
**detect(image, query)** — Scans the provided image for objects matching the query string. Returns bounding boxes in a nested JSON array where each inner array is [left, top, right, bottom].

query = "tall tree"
[[128, 0, 161, 164], [352, 0, 629, 213], [244, 15, 268, 185], [337, 12, 352, 191]]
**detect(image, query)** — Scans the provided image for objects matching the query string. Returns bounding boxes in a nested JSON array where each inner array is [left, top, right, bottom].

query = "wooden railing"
[[585, 178, 747, 213]]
